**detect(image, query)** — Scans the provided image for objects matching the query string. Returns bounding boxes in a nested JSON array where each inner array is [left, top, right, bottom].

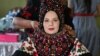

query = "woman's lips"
[[48, 28, 54, 31]]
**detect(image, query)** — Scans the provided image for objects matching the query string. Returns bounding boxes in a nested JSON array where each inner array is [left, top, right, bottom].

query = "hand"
[[31, 21, 39, 29], [34, 21, 39, 28]]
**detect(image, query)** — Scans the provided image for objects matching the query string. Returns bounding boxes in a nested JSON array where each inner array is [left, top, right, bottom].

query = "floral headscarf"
[[39, 0, 65, 32]]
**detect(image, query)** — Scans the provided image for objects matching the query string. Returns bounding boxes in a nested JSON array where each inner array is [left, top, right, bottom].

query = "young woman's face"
[[43, 11, 60, 34]]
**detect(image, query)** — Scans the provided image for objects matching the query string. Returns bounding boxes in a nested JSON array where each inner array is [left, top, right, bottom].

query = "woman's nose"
[[49, 21, 53, 26]]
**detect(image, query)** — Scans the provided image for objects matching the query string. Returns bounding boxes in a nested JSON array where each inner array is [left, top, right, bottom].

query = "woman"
[[68, 0, 100, 56], [12, 0, 91, 56], [13, 0, 74, 32]]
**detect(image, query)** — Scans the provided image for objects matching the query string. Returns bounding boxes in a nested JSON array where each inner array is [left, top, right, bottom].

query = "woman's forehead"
[[44, 11, 58, 18], [46, 11, 57, 15]]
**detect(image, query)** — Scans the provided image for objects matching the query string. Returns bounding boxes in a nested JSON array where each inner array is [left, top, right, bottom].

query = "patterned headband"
[[39, 0, 65, 23]]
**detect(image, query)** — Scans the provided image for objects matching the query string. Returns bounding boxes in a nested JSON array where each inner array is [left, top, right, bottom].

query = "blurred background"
[[0, 0, 100, 29], [0, 0, 25, 18]]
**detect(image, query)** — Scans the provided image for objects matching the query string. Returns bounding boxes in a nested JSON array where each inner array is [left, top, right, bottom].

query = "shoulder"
[[64, 24, 76, 37]]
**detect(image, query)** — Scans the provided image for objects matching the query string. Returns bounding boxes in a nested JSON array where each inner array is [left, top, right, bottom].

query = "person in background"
[[12, 0, 41, 41], [68, 0, 100, 56], [60, 0, 74, 30], [13, 0, 74, 33], [13, 0, 40, 33], [12, 0, 75, 42], [12, 0, 92, 56]]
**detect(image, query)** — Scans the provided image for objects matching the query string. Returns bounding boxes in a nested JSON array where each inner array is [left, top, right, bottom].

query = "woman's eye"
[[54, 20, 58, 22], [44, 20, 49, 22]]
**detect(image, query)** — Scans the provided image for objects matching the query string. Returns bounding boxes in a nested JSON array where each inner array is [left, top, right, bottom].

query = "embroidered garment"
[[12, 0, 91, 56], [17, 25, 90, 56]]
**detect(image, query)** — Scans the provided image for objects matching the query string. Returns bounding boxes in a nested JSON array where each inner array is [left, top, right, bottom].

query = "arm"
[[96, 3, 100, 16], [67, 0, 72, 8], [67, 0, 74, 17], [12, 17, 39, 29]]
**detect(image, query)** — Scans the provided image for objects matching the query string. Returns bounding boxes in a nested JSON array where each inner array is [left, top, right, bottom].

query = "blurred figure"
[[0, 7, 21, 32], [61, 0, 74, 30], [68, 0, 100, 56], [12, 0, 40, 33]]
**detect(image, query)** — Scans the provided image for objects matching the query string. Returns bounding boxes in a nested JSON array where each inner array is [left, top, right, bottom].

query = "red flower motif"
[[44, 46, 49, 52], [26, 46, 34, 51], [33, 51, 38, 56], [78, 44, 81, 48], [56, 47, 62, 54]]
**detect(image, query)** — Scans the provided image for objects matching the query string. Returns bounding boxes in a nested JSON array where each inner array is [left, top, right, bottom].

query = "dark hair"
[[26, 0, 40, 9], [76, 0, 91, 13], [22, 0, 41, 21], [39, 1, 65, 32]]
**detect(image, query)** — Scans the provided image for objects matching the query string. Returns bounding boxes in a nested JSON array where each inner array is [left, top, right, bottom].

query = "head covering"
[[39, 0, 65, 31]]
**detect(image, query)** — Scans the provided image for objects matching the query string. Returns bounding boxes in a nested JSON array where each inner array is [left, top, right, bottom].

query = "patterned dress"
[[12, 25, 91, 56], [70, 0, 100, 56]]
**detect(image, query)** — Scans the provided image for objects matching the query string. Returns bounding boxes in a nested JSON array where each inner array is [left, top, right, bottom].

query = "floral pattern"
[[19, 25, 90, 56]]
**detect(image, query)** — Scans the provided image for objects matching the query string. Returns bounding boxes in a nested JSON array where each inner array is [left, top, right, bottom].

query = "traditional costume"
[[12, 0, 92, 56]]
